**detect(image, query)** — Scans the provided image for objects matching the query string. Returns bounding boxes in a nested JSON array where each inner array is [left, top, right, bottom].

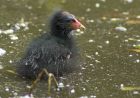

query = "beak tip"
[[80, 24, 86, 30]]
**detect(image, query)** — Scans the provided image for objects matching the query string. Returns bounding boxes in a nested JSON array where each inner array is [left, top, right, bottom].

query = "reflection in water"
[[0, 0, 140, 98]]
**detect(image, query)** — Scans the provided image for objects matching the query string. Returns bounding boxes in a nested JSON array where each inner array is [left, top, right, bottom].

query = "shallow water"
[[0, 0, 140, 98]]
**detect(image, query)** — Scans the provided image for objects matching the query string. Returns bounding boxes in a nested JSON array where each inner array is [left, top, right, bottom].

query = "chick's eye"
[[71, 19, 76, 22]]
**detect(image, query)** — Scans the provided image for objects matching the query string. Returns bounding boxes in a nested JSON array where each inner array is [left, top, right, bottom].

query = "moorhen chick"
[[17, 10, 85, 93]]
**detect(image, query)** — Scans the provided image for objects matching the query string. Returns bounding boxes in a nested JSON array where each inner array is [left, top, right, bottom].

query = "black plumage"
[[17, 10, 84, 79]]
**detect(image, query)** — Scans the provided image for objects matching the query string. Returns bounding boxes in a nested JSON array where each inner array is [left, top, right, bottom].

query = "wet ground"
[[0, 0, 140, 98]]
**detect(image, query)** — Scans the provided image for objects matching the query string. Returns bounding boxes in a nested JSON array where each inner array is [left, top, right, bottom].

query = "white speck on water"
[[95, 3, 100, 8], [102, 16, 107, 20], [11, 41, 14, 44], [110, 18, 122, 22], [81, 67, 86, 70], [133, 44, 136, 47], [13, 92, 18, 96], [0, 29, 2, 34], [27, 6, 32, 10], [9, 60, 13, 63], [5, 87, 9, 92], [26, 85, 31, 89], [88, 39, 94, 43], [90, 63, 93, 66], [86, 19, 94, 23], [80, 96, 88, 98], [80, 31, 84, 34], [90, 20, 94, 23], [3, 29, 14, 34], [76, 29, 80, 32], [124, 39, 128, 42], [86, 55, 92, 59], [135, 59, 140, 63], [38, 29, 42, 32], [6, 23, 11, 26], [58, 82, 64, 88], [133, 91, 139, 95], [66, 84, 70, 87], [120, 84, 124, 89], [124, 0, 133, 3], [82, 87, 86, 91], [101, 0, 106, 2], [0, 65, 3, 69], [115, 35, 119, 38], [122, 12, 129, 15], [105, 40, 110, 44], [136, 15, 140, 19], [129, 54, 133, 57], [78, 72, 82, 75], [20, 23, 27, 27], [18, 94, 34, 98], [95, 60, 101, 63], [95, 52, 99, 55], [86, 8, 91, 12], [89, 19, 94, 23], [115, 26, 127, 32], [97, 45, 103, 48], [90, 95, 96, 98], [0, 48, 6, 56], [9, 34, 18, 40], [70, 89, 75, 94], [14, 24, 21, 30], [24, 26, 29, 31]]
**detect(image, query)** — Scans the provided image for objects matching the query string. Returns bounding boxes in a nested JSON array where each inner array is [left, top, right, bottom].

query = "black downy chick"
[[17, 10, 85, 79]]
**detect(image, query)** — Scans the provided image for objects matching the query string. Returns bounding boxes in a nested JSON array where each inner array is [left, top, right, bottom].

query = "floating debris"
[[105, 40, 110, 44], [5, 86, 10, 92], [95, 3, 100, 8], [101, 0, 106, 2], [122, 12, 129, 15], [80, 96, 88, 98], [95, 60, 101, 63], [115, 26, 127, 32], [70, 89, 75, 94], [86, 8, 91, 12], [0, 48, 6, 56], [134, 44, 140, 49], [90, 95, 96, 98], [86, 19, 94, 23], [126, 20, 140, 24], [136, 15, 140, 19], [124, 0, 133, 3], [90, 64, 93, 66], [0, 18, 29, 35], [88, 39, 94, 43], [129, 49, 140, 53], [86, 55, 92, 59], [75, 29, 85, 36], [110, 18, 123, 22], [101, 16, 107, 20], [17, 94, 34, 98], [6, 70, 17, 75], [121, 84, 140, 91], [127, 38, 138, 41], [58, 82, 64, 88], [9, 60, 13, 63], [0, 64, 3, 69], [133, 91, 139, 95], [3, 29, 14, 34], [9, 34, 18, 40], [121, 86, 140, 91], [135, 59, 140, 63], [82, 87, 86, 91]]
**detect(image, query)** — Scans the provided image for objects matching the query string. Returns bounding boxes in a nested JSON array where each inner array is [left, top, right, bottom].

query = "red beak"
[[71, 19, 85, 30]]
